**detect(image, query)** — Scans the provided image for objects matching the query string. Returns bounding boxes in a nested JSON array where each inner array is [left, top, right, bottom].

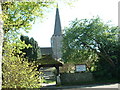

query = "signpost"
[[75, 64, 86, 72]]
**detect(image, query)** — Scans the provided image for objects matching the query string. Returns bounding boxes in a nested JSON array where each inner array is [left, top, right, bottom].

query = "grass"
[[42, 79, 56, 84]]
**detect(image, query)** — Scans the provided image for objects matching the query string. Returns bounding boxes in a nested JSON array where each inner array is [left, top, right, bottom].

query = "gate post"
[[55, 66, 61, 85]]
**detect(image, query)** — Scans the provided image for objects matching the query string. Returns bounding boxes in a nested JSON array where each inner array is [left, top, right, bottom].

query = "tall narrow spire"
[[51, 5, 63, 60], [54, 6, 62, 36]]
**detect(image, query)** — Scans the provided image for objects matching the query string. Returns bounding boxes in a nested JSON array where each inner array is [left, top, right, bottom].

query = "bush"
[[2, 55, 42, 88]]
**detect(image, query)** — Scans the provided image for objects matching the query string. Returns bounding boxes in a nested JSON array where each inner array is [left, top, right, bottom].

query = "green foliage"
[[1, 1, 78, 88], [2, 52, 42, 88], [20, 35, 41, 62], [60, 63, 75, 73], [1, 1, 54, 88], [62, 17, 120, 79], [1, 2, 53, 34]]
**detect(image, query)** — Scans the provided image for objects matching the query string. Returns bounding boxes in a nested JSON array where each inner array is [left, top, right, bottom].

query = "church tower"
[[51, 6, 63, 60]]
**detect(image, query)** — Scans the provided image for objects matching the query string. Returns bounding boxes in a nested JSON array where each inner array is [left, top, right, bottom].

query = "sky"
[[25, 0, 120, 47]]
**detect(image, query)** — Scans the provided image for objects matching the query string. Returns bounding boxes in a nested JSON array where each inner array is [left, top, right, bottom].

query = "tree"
[[2, 2, 54, 33], [20, 35, 41, 61], [2, 47, 42, 88], [0, 1, 78, 88], [0, 3, 3, 89], [1, 1, 54, 88], [62, 17, 119, 78]]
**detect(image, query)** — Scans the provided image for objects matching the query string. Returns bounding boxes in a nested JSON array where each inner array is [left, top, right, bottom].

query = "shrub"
[[2, 54, 42, 88]]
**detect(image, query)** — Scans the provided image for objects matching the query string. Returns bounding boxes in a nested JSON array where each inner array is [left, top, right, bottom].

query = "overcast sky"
[[25, 0, 119, 47]]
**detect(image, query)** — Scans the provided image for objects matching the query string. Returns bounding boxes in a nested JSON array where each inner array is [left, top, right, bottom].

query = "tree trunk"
[[82, 42, 116, 68], [0, 3, 3, 89]]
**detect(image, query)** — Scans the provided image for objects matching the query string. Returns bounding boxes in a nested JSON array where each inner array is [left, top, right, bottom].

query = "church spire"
[[51, 5, 63, 60], [53, 5, 62, 36]]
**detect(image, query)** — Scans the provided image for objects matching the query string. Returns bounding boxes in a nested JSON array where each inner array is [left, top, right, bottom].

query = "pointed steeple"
[[54, 5, 62, 36], [51, 5, 63, 60]]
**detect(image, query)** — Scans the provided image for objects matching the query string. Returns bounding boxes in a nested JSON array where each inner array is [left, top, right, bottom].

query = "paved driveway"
[[41, 83, 119, 90], [85, 83, 118, 88]]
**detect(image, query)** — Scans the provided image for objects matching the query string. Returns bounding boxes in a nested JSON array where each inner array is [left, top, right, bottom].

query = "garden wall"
[[60, 72, 94, 85]]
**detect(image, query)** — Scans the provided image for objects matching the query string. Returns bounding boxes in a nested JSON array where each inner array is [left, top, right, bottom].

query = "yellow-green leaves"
[[1, 2, 54, 88], [2, 54, 42, 88], [1, 2, 53, 34]]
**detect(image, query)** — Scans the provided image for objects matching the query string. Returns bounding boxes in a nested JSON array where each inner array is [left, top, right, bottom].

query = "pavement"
[[41, 83, 119, 90]]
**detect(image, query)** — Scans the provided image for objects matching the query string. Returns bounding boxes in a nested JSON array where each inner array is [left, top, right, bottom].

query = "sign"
[[75, 64, 86, 72]]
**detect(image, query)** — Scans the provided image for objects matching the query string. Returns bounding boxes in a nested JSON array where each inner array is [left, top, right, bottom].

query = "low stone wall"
[[60, 72, 94, 85]]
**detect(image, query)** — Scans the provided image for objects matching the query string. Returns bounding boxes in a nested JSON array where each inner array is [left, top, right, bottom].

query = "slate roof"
[[53, 7, 62, 36], [40, 47, 52, 55]]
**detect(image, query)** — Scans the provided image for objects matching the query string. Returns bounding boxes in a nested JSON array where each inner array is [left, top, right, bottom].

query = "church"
[[40, 6, 63, 61], [38, 7, 63, 83]]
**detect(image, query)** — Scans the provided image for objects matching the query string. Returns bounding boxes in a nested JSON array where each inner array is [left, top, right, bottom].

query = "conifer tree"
[[20, 35, 41, 62]]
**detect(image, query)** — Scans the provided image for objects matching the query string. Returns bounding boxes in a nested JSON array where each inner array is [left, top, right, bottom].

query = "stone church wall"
[[51, 35, 63, 59]]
